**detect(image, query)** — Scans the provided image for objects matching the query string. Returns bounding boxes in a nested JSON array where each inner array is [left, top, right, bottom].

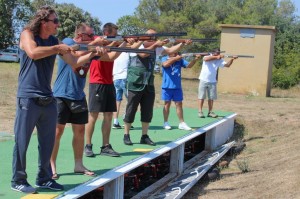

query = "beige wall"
[[218, 24, 275, 97]]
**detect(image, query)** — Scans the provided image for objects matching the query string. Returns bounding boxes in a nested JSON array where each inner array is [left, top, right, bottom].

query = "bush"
[[272, 67, 299, 89]]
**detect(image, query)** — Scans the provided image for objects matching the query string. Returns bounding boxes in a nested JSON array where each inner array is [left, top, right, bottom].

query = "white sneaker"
[[163, 122, 172, 130], [178, 122, 192, 131]]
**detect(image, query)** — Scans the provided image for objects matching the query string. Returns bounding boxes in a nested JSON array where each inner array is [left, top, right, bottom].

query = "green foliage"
[[31, 0, 55, 11], [117, 15, 146, 35], [132, 0, 300, 88], [0, 0, 17, 48], [272, 67, 299, 89], [55, 3, 101, 39], [136, 0, 160, 25]]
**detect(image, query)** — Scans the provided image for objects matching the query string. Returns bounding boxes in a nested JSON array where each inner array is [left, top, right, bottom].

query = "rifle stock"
[[70, 44, 155, 55]]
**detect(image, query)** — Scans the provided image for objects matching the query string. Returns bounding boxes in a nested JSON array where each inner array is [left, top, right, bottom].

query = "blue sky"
[[293, 0, 300, 15], [55, 0, 140, 24], [55, 0, 300, 24]]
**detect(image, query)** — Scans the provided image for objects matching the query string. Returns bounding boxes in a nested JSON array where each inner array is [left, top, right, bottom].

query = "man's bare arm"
[[20, 30, 70, 60]]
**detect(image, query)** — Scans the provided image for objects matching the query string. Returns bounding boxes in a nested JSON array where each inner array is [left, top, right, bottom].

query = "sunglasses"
[[46, 18, 59, 24], [81, 33, 94, 38]]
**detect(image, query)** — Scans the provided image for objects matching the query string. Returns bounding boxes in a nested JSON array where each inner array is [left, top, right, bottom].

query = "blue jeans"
[[114, 79, 127, 101]]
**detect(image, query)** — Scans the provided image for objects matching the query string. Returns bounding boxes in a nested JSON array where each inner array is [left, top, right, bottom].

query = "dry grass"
[[1, 62, 300, 198]]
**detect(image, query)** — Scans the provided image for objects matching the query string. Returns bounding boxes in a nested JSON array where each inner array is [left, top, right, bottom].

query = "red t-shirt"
[[89, 60, 114, 84]]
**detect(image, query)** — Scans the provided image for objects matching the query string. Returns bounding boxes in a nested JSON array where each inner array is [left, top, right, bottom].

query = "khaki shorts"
[[198, 80, 217, 100]]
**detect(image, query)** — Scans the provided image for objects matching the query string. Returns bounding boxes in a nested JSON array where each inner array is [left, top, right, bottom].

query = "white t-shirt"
[[113, 52, 129, 81], [128, 45, 166, 57], [199, 56, 226, 83]]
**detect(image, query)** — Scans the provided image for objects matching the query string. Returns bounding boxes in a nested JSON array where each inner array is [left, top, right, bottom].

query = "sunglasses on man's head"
[[46, 18, 59, 24]]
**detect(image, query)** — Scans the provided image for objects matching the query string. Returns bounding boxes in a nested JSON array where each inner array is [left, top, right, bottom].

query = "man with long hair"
[[11, 6, 104, 193]]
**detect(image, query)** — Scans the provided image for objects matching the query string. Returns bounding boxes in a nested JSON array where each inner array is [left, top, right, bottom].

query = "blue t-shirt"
[[161, 56, 189, 89], [53, 38, 87, 100], [17, 35, 58, 98]]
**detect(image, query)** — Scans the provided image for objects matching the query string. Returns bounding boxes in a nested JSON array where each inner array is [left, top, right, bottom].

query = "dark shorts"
[[56, 97, 88, 124], [88, 83, 116, 112], [123, 87, 155, 123]]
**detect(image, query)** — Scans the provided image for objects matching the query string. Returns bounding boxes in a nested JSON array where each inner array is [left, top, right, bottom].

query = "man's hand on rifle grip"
[[92, 46, 107, 57], [125, 38, 136, 45], [184, 39, 193, 45], [154, 39, 169, 47], [93, 37, 108, 46]]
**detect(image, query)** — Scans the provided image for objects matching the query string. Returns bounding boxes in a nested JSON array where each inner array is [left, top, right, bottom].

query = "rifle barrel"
[[225, 54, 254, 58], [125, 32, 187, 37], [181, 51, 225, 57], [191, 38, 218, 42], [71, 44, 155, 55]]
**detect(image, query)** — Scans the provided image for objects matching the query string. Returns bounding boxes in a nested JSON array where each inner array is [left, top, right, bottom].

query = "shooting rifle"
[[181, 52, 254, 58], [103, 32, 187, 42], [70, 44, 156, 55]]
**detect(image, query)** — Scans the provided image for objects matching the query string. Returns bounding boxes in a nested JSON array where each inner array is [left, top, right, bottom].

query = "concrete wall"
[[218, 24, 276, 97]]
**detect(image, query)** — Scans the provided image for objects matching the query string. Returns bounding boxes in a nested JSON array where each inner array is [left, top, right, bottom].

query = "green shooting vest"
[[127, 55, 155, 92]]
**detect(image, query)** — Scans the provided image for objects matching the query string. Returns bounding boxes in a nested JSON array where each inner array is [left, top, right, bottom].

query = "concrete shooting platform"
[[0, 107, 236, 199]]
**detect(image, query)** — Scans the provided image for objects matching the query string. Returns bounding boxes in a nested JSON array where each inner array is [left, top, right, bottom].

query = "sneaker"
[[84, 144, 95, 157], [207, 112, 218, 118], [35, 179, 64, 191], [112, 123, 122, 129], [11, 181, 36, 193], [100, 144, 120, 157], [198, 112, 205, 118], [123, 134, 133, 145], [163, 122, 172, 130], [140, 135, 156, 146], [178, 122, 192, 131]]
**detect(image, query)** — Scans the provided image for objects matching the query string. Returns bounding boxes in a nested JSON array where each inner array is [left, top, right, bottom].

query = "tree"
[[271, 0, 300, 88], [31, 0, 55, 12], [0, 0, 18, 49], [136, 0, 160, 26], [117, 15, 145, 35], [54, 3, 101, 39]]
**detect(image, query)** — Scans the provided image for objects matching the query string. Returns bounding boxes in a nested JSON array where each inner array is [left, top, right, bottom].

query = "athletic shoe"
[[35, 179, 64, 191], [11, 181, 36, 193], [163, 122, 172, 130], [198, 112, 205, 118], [123, 134, 133, 145], [112, 123, 122, 129], [178, 122, 192, 131], [100, 144, 120, 157], [140, 135, 156, 146], [207, 112, 218, 118], [84, 144, 95, 157]]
